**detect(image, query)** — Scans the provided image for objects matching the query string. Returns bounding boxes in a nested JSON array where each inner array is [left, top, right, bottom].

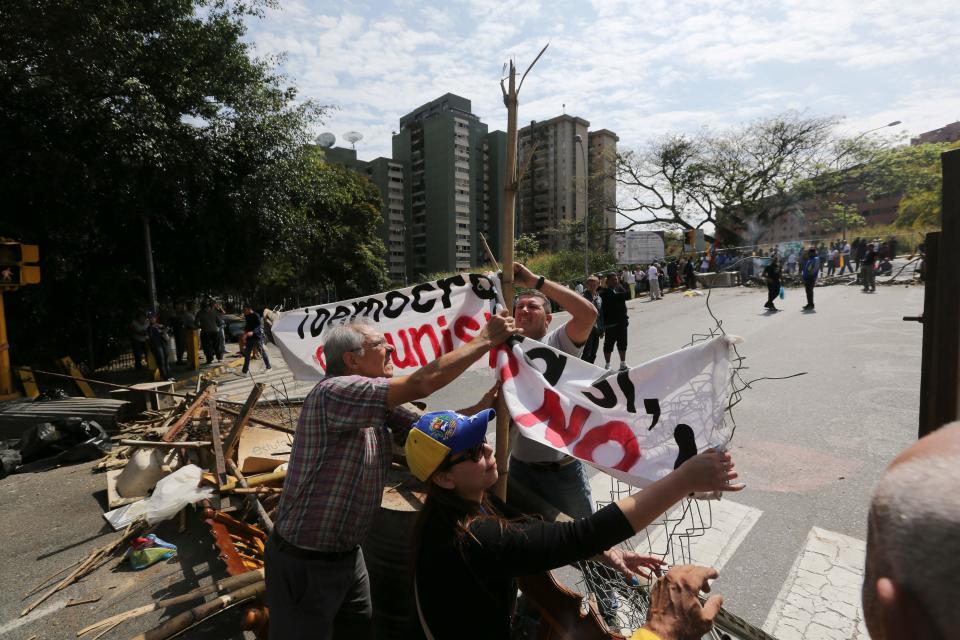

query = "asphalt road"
[[0, 274, 924, 638]]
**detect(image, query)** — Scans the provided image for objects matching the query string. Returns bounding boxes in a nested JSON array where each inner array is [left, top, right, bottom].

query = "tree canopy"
[[0, 0, 388, 366], [616, 114, 839, 241]]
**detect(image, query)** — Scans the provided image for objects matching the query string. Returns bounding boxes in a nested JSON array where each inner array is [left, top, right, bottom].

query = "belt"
[[271, 533, 358, 562], [517, 457, 577, 472]]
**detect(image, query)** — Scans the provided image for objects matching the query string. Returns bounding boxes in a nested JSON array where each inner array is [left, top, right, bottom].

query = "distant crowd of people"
[[128, 300, 273, 379]]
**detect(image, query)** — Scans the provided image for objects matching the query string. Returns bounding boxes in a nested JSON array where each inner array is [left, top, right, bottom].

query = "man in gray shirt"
[[508, 263, 600, 519]]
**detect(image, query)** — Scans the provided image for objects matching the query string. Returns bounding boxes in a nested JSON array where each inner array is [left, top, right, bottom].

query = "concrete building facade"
[[393, 93, 504, 277], [517, 115, 590, 251], [588, 129, 620, 247], [516, 115, 618, 252]]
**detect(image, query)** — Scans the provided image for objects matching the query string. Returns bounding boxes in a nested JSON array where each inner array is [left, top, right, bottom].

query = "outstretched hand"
[[642, 565, 722, 640], [481, 309, 523, 346], [678, 449, 745, 494], [600, 548, 665, 582]]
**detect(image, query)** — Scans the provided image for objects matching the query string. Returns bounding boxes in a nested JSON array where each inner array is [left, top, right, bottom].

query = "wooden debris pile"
[[20, 376, 297, 640]]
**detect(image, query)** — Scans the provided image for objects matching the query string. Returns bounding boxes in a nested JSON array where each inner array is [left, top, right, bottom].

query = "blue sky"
[[245, 0, 960, 163]]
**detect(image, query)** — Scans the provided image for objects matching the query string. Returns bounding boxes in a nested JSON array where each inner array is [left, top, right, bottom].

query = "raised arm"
[[385, 311, 519, 409], [513, 263, 597, 345]]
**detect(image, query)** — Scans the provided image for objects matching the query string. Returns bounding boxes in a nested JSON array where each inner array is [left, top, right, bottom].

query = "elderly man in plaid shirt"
[[265, 311, 520, 639]]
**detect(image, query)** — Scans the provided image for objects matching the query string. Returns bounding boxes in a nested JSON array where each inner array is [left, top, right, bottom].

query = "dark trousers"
[[602, 323, 628, 355], [242, 337, 270, 373], [862, 264, 876, 291], [149, 340, 170, 379], [200, 330, 221, 363], [804, 279, 815, 307], [582, 331, 601, 364], [132, 340, 146, 369], [173, 328, 185, 364], [766, 282, 779, 306], [265, 537, 373, 640]]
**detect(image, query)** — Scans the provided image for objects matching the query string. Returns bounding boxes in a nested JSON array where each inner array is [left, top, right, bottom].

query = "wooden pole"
[[918, 148, 960, 438], [493, 45, 548, 501]]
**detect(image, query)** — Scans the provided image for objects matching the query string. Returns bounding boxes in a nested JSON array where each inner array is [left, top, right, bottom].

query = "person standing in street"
[[647, 263, 662, 300], [241, 304, 271, 374], [839, 241, 854, 275], [130, 311, 149, 370], [195, 300, 223, 364], [683, 257, 696, 290], [600, 273, 630, 370], [801, 247, 820, 310], [265, 313, 520, 640], [581, 275, 604, 365], [146, 311, 171, 380], [624, 268, 636, 300], [763, 256, 782, 311], [862, 242, 878, 293]]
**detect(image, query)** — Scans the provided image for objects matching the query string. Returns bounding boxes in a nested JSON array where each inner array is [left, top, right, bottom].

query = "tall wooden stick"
[[493, 45, 548, 500]]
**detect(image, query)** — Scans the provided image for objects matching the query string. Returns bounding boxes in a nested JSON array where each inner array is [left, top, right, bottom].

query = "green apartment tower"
[[393, 94, 505, 278]]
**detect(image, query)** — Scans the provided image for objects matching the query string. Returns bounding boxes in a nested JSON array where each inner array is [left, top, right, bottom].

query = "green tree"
[[0, 0, 385, 366], [514, 233, 540, 263], [815, 203, 866, 235], [617, 114, 840, 245], [855, 142, 958, 228]]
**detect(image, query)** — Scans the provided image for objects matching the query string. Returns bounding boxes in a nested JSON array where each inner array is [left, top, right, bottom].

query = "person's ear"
[[876, 577, 937, 639], [432, 470, 455, 490], [343, 351, 359, 372]]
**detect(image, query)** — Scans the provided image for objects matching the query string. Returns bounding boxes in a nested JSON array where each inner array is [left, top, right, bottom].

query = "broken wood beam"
[[119, 440, 212, 449], [220, 383, 264, 460], [162, 386, 214, 442], [225, 459, 274, 534], [217, 405, 294, 433]]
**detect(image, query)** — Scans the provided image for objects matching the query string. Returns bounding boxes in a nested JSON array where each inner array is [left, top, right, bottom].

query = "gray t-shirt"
[[511, 322, 583, 463]]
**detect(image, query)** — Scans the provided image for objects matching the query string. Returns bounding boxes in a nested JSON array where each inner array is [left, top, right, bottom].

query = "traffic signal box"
[[0, 242, 41, 289], [0, 240, 41, 398]]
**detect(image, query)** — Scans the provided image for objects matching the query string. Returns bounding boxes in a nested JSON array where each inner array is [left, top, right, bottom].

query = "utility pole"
[[142, 216, 158, 312], [493, 44, 548, 500]]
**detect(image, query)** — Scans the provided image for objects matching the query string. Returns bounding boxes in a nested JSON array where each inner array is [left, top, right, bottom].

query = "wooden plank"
[[57, 356, 95, 398], [16, 366, 40, 399], [221, 383, 264, 461], [919, 148, 960, 437], [163, 386, 213, 442], [207, 398, 230, 511]]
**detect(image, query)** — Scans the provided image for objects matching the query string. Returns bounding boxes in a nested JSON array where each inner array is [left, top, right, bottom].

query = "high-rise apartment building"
[[516, 116, 618, 252], [323, 147, 408, 283], [588, 129, 620, 247], [393, 94, 504, 278], [517, 115, 589, 251]]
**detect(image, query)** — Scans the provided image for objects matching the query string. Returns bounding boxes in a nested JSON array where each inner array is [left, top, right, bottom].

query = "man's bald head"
[[862, 421, 960, 640]]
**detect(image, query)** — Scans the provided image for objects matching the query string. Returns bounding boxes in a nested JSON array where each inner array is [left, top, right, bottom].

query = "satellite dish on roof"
[[343, 131, 363, 149], [316, 132, 336, 148]]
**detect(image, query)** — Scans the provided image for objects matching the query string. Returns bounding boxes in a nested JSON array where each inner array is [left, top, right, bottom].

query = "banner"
[[498, 335, 736, 488], [273, 274, 502, 380]]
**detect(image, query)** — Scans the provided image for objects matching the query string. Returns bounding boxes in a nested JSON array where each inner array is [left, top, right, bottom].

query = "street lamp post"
[[838, 120, 901, 242], [575, 134, 589, 275]]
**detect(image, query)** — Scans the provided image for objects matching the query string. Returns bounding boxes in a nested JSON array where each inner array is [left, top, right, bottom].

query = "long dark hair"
[[411, 479, 515, 570]]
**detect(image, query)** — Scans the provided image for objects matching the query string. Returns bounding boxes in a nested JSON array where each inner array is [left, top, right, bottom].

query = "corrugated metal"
[[0, 398, 130, 436]]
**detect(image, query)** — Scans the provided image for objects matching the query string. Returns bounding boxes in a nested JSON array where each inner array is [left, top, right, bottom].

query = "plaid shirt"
[[274, 375, 419, 552]]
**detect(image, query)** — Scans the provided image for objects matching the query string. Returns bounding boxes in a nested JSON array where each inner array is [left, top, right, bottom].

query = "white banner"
[[498, 335, 736, 487], [273, 274, 502, 380]]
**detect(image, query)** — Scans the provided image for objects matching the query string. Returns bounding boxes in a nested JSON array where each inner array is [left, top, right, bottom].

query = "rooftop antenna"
[[315, 132, 336, 148], [343, 131, 363, 150]]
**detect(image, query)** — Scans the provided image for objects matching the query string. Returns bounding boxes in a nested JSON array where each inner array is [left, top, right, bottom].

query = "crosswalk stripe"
[[587, 470, 763, 571], [762, 527, 868, 640]]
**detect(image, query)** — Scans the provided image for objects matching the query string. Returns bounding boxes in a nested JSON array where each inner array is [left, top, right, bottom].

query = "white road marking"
[[763, 527, 868, 640]]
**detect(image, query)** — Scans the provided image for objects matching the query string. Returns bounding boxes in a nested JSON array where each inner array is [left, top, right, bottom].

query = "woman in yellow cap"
[[404, 408, 744, 639]]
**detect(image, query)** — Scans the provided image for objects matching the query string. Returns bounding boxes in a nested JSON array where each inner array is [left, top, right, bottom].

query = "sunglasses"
[[439, 439, 488, 470]]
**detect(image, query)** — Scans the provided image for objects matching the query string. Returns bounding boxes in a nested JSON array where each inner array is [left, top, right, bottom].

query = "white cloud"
[[243, 0, 960, 160]]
